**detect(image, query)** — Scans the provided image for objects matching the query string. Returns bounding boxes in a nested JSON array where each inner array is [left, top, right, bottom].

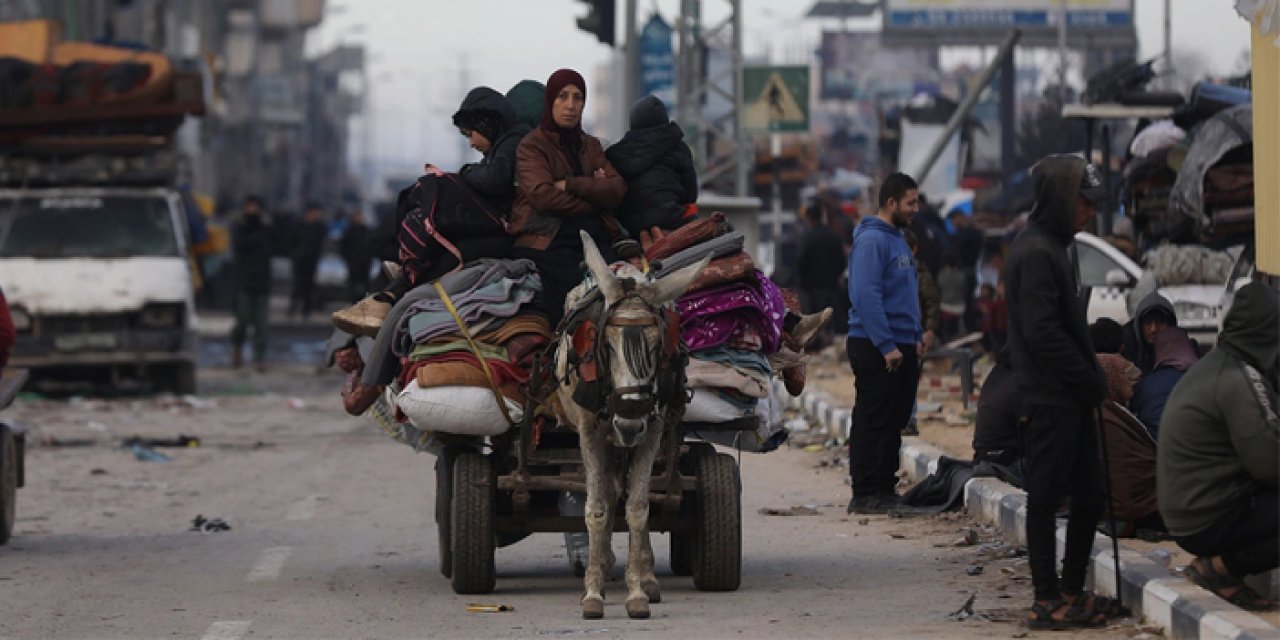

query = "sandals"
[[1026, 596, 1107, 630], [1185, 558, 1277, 611]]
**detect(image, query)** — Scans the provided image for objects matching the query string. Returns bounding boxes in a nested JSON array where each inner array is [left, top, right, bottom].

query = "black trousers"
[[1023, 403, 1105, 602], [291, 256, 319, 315], [1174, 489, 1278, 577], [847, 337, 919, 498]]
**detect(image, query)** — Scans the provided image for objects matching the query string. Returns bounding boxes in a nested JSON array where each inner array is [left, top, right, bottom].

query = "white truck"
[[0, 186, 199, 393]]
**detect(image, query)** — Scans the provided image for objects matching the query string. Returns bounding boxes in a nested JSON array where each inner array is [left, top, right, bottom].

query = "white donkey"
[[554, 231, 708, 620]]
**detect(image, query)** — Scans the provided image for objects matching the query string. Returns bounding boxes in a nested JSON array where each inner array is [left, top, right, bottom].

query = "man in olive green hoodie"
[[1158, 280, 1278, 611]]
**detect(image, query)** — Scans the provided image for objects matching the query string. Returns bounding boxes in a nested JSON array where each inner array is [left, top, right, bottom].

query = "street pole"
[[625, 0, 639, 110], [1057, 0, 1068, 90], [1163, 0, 1172, 90], [771, 132, 782, 275]]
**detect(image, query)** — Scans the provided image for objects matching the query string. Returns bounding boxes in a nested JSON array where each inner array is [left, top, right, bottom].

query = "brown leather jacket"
[[511, 126, 627, 250]]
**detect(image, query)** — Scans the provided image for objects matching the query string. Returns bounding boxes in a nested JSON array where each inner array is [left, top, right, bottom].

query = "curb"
[[898, 445, 1279, 640], [780, 381, 1278, 639]]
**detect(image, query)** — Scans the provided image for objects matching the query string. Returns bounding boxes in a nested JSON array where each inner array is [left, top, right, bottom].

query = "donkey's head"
[[579, 231, 708, 447]]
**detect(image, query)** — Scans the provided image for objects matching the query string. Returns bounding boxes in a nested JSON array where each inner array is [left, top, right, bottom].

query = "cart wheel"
[[435, 447, 460, 579], [691, 452, 741, 591], [670, 441, 713, 576], [450, 451, 496, 594], [0, 426, 16, 546]]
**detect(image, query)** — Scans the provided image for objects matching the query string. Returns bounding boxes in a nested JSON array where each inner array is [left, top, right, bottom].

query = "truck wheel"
[[0, 426, 16, 545], [450, 451, 495, 594], [435, 447, 459, 579], [170, 363, 197, 395], [691, 452, 741, 591], [670, 441, 713, 576]]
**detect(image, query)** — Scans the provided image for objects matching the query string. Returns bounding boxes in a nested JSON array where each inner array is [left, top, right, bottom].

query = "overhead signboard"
[[882, 0, 1136, 48], [742, 66, 810, 134], [639, 14, 676, 110]]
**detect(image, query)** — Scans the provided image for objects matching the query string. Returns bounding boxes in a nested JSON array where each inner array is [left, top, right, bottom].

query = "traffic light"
[[576, 0, 616, 47]]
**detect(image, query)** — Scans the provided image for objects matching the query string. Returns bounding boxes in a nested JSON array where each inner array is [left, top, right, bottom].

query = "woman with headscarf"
[[1096, 353, 1164, 538], [510, 68, 630, 327]]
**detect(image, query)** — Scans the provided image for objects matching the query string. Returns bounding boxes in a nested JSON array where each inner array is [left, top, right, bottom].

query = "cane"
[[1095, 404, 1129, 615]]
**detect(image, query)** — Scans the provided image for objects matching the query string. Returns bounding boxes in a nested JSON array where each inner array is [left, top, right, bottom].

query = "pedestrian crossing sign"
[[743, 65, 810, 133]]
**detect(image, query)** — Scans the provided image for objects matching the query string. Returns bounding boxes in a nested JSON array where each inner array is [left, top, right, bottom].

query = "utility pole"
[[625, 0, 639, 110], [1057, 0, 1068, 91], [1163, 0, 1172, 90]]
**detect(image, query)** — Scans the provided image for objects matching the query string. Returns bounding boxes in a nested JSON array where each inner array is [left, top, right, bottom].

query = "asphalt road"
[[0, 364, 1138, 639]]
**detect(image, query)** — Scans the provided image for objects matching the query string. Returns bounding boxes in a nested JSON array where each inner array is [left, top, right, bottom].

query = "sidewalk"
[[777, 374, 1280, 640]]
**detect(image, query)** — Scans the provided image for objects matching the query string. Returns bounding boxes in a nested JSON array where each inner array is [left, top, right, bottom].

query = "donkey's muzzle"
[[608, 390, 652, 421]]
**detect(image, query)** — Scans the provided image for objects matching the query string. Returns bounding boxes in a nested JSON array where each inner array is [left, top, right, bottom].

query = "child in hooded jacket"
[[605, 95, 698, 241]]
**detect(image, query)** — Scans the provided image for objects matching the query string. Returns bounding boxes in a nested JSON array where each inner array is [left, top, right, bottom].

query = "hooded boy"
[[1005, 154, 1114, 628], [605, 95, 698, 237], [452, 86, 533, 213]]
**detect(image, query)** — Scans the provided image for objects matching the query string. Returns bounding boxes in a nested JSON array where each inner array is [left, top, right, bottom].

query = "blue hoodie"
[[847, 216, 922, 354]]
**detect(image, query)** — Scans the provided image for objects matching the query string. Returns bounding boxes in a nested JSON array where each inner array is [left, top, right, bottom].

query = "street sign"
[[639, 13, 675, 111], [742, 65, 809, 134]]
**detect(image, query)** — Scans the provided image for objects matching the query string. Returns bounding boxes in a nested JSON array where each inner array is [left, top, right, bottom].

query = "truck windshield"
[[0, 196, 179, 258]]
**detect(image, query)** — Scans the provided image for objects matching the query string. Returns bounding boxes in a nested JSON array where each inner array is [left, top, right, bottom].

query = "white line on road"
[[200, 620, 251, 640], [245, 546, 293, 582], [285, 495, 319, 521]]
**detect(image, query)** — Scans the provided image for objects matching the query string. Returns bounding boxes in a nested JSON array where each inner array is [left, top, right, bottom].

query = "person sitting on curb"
[[1129, 324, 1198, 439], [1096, 353, 1164, 539], [1158, 280, 1278, 612]]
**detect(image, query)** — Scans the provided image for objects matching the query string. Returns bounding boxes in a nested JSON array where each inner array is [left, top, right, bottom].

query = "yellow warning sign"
[[742, 66, 810, 133]]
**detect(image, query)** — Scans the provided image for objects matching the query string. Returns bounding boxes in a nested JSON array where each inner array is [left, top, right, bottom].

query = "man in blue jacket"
[[846, 172, 923, 514]]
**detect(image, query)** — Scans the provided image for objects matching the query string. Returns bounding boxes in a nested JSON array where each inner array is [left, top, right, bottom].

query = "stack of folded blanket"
[[388, 259, 551, 436]]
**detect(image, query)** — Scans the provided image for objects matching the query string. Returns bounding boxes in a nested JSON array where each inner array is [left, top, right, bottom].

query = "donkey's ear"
[[649, 255, 710, 306], [581, 230, 622, 303]]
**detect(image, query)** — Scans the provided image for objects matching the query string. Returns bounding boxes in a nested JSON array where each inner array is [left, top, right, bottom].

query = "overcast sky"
[[310, 0, 1253, 181]]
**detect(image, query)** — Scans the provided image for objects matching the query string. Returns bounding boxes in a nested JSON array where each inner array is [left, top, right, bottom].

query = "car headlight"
[[9, 307, 31, 332], [1173, 301, 1218, 323], [138, 303, 184, 328]]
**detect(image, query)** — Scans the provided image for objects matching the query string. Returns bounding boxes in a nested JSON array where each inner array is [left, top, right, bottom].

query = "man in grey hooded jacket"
[[1158, 280, 1278, 611]]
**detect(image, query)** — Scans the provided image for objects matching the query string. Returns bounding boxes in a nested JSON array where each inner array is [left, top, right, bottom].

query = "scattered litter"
[[758, 505, 821, 517], [944, 413, 970, 426], [287, 397, 308, 410], [952, 528, 980, 547], [89, 468, 108, 476], [41, 436, 96, 447], [542, 628, 612, 636], [1011, 631, 1029, 638], [965, 565, 984, 576], [947, 593, 977, 620], [784, 417, 811, 433], [466, 604, 515, 613], [85, 421, 109, 433], [858, 518, 870, 526], [120, 435, 201, 449], [180, 395, 216, 410], [190, 515, 231, 533], [917, 401, 943, 413], [889, 533, 907, 539], [129, 444, 171, 462], [1144, 548, 1172, 568], [803, 444, 826, 453]]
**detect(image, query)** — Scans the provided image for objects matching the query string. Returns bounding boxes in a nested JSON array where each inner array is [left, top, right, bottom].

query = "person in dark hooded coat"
[[331, 88, 527, 337], [1004, 155, 1113, 628], [506, 80, 546, 131], [1129, 324, 1198, 438], [605, 95, 697, 237], [1121, 291, 1193, 374], [452, 86, 533, 213], [1158, 280, 1278, 611]]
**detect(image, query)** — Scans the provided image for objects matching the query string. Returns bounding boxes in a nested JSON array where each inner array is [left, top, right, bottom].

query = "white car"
[[1073, 232, 1229, 345]]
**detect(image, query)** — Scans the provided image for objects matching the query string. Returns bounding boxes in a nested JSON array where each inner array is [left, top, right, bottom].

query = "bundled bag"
[[683, 388, 756, 423], [395, 382, 522, 436]]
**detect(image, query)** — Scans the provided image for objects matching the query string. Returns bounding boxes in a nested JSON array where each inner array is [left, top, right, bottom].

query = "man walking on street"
[[290, 203, 328, 318], [1006, 155, 1112, 628], [230, 195, 274, 372], [797, 202, 847, 344], [340, 209, 372, 300], [846, 172, 922, 515]]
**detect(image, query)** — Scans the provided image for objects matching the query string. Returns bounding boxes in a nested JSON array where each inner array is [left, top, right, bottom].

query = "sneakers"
[[789, 307, 833, 348], [846, 494, 901, 515], [332, 295, 392, 337]]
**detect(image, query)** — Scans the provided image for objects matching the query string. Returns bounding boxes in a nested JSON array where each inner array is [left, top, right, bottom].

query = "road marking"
[[245, 546, 293, 582], [285, 495, 319, 521], [200, 620, 250, 640]]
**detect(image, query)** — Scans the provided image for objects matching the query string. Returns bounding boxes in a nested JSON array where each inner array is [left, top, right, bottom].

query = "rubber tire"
[[170, 362, 197, 395], [0, 426, 16, 546], [670, 442, 714, 576], [435, 447, 459, 579], [450, 451, 496, 594], [691, 452, 741, 591]]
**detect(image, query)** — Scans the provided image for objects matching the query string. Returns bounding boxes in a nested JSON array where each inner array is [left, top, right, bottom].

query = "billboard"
[[882, 0, 1135, 47], [819, 31, 939, 101]]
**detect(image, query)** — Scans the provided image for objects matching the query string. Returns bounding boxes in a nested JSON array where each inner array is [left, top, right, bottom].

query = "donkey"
[[554, 231, 709, 620]]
